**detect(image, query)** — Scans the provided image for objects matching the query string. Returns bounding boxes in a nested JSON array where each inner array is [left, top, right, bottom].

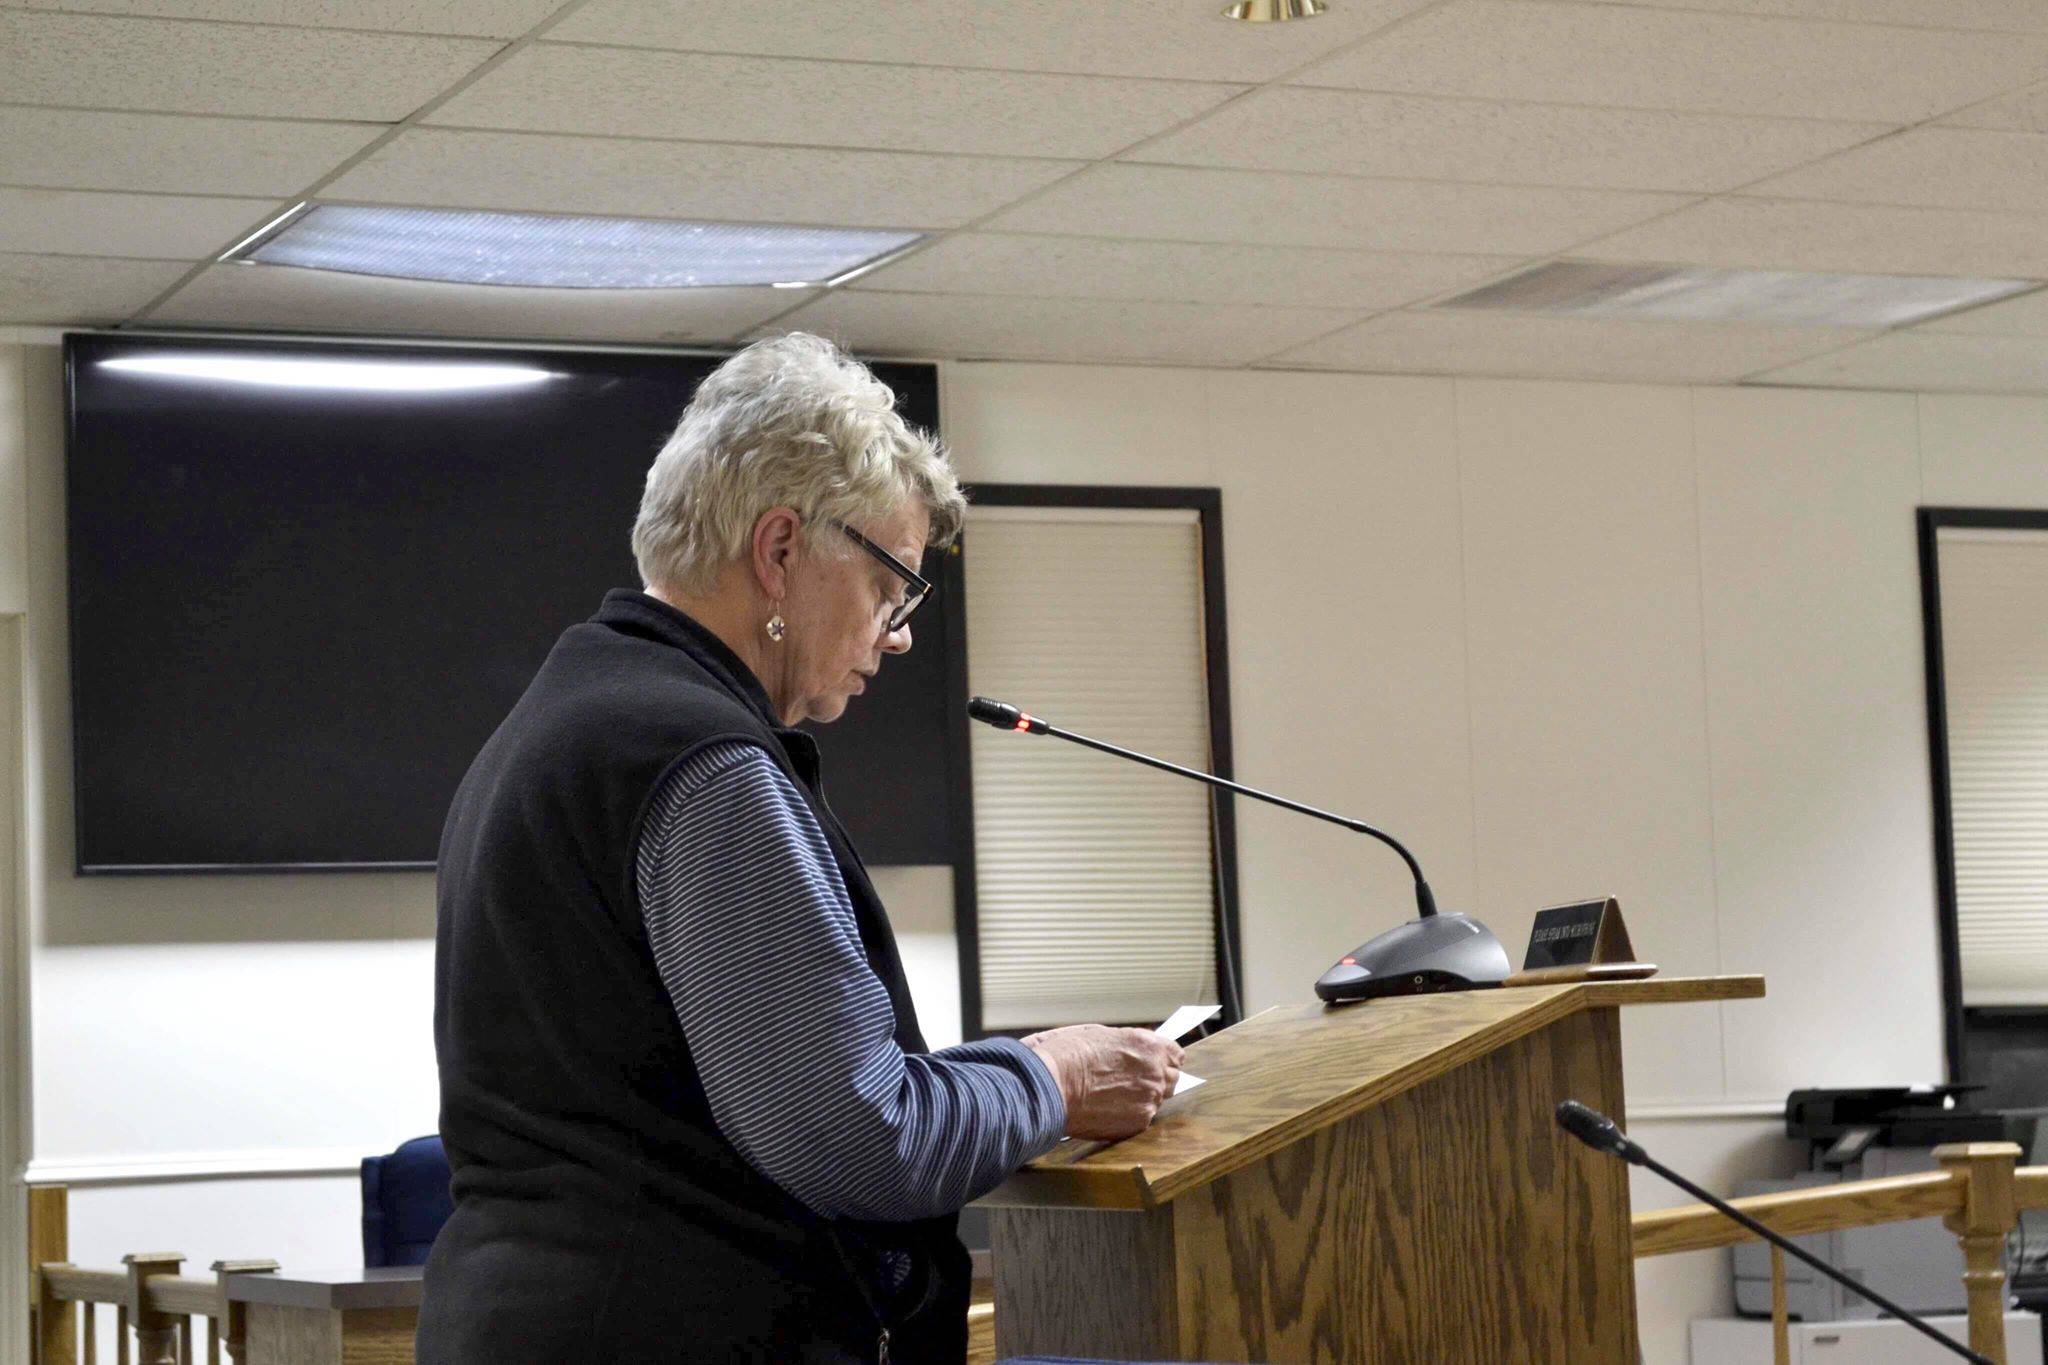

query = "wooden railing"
[[28, 1186, 277, 1365], [1634, 1141, 2048, 1365], [32, 1182, 1003, 1365], [47, 1150, 2039, 1364]]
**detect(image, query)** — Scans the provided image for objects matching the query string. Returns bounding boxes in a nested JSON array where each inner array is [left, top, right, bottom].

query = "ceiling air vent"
[[1435, 260, 2038, 329]]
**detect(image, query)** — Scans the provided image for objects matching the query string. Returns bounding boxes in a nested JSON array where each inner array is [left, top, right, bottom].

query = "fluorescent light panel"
[[1437, 260, 2040, 328], [100, 354, 560, 393], [230, 204, 923, 290]]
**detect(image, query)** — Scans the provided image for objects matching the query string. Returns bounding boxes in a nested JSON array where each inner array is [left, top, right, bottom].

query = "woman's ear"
[[749, 507, 804, 602]]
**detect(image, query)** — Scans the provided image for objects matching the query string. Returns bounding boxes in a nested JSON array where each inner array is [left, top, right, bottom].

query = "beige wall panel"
[[1454, 379, 1725, 1102], [942, 362, 1214, 487], [1206, 370, 1477, 1012], [17, 342, 439, 1165], [871, 864, 964, 1050], [1691, 386, 1944, 1097], [65, 1172, 363, 1276], [1627, 1111, 1799, 1365], [64, 1174, 366, 1365], [1919, 394, 2048, 507]]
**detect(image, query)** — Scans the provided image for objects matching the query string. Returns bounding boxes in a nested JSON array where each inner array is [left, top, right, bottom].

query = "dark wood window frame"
[[1917, 505, 2048, 1084], [940, 484, 1243, 1042]]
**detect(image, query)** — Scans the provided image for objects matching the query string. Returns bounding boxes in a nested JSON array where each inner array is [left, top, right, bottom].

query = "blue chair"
[[360, 1135, 453, 1267]]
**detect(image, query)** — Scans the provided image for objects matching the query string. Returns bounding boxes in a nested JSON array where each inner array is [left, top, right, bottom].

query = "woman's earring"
[[765, 612, 787, 642]]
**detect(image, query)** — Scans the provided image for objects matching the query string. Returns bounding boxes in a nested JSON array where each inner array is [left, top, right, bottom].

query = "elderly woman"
[[419, 334, 1183, 1364]]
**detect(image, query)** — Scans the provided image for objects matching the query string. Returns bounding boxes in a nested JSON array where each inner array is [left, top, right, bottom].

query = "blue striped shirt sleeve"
[[635, 741, 1067, 1223]]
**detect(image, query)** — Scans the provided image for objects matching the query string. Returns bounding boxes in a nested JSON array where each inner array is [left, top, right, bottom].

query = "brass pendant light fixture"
[[1223, 0, 1326, 19]]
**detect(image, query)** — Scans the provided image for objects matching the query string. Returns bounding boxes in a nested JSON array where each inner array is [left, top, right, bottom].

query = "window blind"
[[963, 506, 1218, 1029], [1938, 527, 2048, 1006]]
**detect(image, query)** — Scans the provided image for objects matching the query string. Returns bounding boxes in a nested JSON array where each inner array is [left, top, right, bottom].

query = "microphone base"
[[1315, 912, 1513, 1004]]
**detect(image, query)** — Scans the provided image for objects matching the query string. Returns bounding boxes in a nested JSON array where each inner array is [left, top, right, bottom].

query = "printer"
[[1732, 1086, 2009, 1321]]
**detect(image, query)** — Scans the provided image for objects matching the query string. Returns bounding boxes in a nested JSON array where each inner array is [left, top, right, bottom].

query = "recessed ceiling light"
[[1223, 0, 1326, 18], [1436, 260, 2040, 329], [221, 203, 925, 291]]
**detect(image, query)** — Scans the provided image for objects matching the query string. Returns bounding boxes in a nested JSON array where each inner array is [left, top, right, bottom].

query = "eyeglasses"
[[836, 521, 933, 633]]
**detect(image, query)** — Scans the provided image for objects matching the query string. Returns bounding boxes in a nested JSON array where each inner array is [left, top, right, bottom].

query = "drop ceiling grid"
[[1505, 0, 2048, 37], [0, 9, 509, 119], [1255, 309, 1876, 384], [1921, 289, 2048, 339], [8, 0, 577, 39], [1291, 1, 2048, 124], [845, 233, 1523, 312], [0, 0, 2044, 392], [539, 0, 1444, 81], [1219, 0, 2048, 379]]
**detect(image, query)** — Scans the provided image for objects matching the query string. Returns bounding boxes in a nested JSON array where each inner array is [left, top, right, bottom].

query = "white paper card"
[[1153, 1004, 1221, 1043], [1154, 1004, 1218, 1098]]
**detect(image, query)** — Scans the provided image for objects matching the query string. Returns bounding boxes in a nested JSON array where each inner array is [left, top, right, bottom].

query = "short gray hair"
[[631, 333, 966, 595]]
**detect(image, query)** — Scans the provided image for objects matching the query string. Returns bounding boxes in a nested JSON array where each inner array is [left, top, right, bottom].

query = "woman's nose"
[[882, 620, 912, 654]]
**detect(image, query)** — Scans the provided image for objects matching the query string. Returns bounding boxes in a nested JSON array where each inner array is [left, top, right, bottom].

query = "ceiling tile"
[[0, 251, 191, 324], [0, 186, 281, 258], [986, 162, 1686, 255], [1303, 0, 2048, 122], [551, 0, 1433, 82], [325, 129, 1081, 229], [0, 108, 381, 197], [0, 11, 500, 119], [427, 45, 1242, 159], [145, 263, 800, 343], [1745, 126, 2048, 213], [1561, 0, 2048, 32], [1580, 196, 2048, 279], [1750, 332, 2048, 393], [763, 289, 1361, 366], [1268, 310, 1868, 382], [17, 0, 564, 37], [1135, 86, 1886, 192], [1918, 287, 2048, 337], [853, 232, 1519, 309], [1945, 81, 2048, 133]]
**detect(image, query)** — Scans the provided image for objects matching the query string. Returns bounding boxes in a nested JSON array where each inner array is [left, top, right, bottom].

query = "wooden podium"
[[977, 975, 1763, 1363]]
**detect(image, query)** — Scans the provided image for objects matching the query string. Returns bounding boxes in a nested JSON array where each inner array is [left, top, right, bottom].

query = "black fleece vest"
[[418, 590, 969, 1364]]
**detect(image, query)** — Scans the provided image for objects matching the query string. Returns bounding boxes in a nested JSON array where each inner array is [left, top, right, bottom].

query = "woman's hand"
[[1021, 1024, 1183, 1140]]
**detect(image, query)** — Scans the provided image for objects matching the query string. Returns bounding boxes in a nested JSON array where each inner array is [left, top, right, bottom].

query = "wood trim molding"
[[1634, 1169, 1964, 1258], [1628, 1098, 1783, 1122], [22, 1098, 1781, 1189], [23, 1147, 369, 1186]]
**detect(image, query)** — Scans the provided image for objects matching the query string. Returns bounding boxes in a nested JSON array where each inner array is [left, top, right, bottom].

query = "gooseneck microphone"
[[967, 697, 1438, 919], [1556, 1099, 1647, 1163], [968, 697, 1512, 1004], [1556, 1101, 1994, 1365]]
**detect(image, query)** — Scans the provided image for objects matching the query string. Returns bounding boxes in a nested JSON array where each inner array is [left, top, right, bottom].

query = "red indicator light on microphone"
[[1014, 714, 1034, 732], [1341, 956, 1357, 966]]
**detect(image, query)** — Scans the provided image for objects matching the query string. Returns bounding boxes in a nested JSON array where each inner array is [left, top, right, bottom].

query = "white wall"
[[945, 364, 2048, 1362], [7, 342, 2048, 1365]]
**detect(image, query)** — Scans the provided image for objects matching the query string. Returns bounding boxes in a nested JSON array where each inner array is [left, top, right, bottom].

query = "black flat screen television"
[[65, 333, 955, 873]]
